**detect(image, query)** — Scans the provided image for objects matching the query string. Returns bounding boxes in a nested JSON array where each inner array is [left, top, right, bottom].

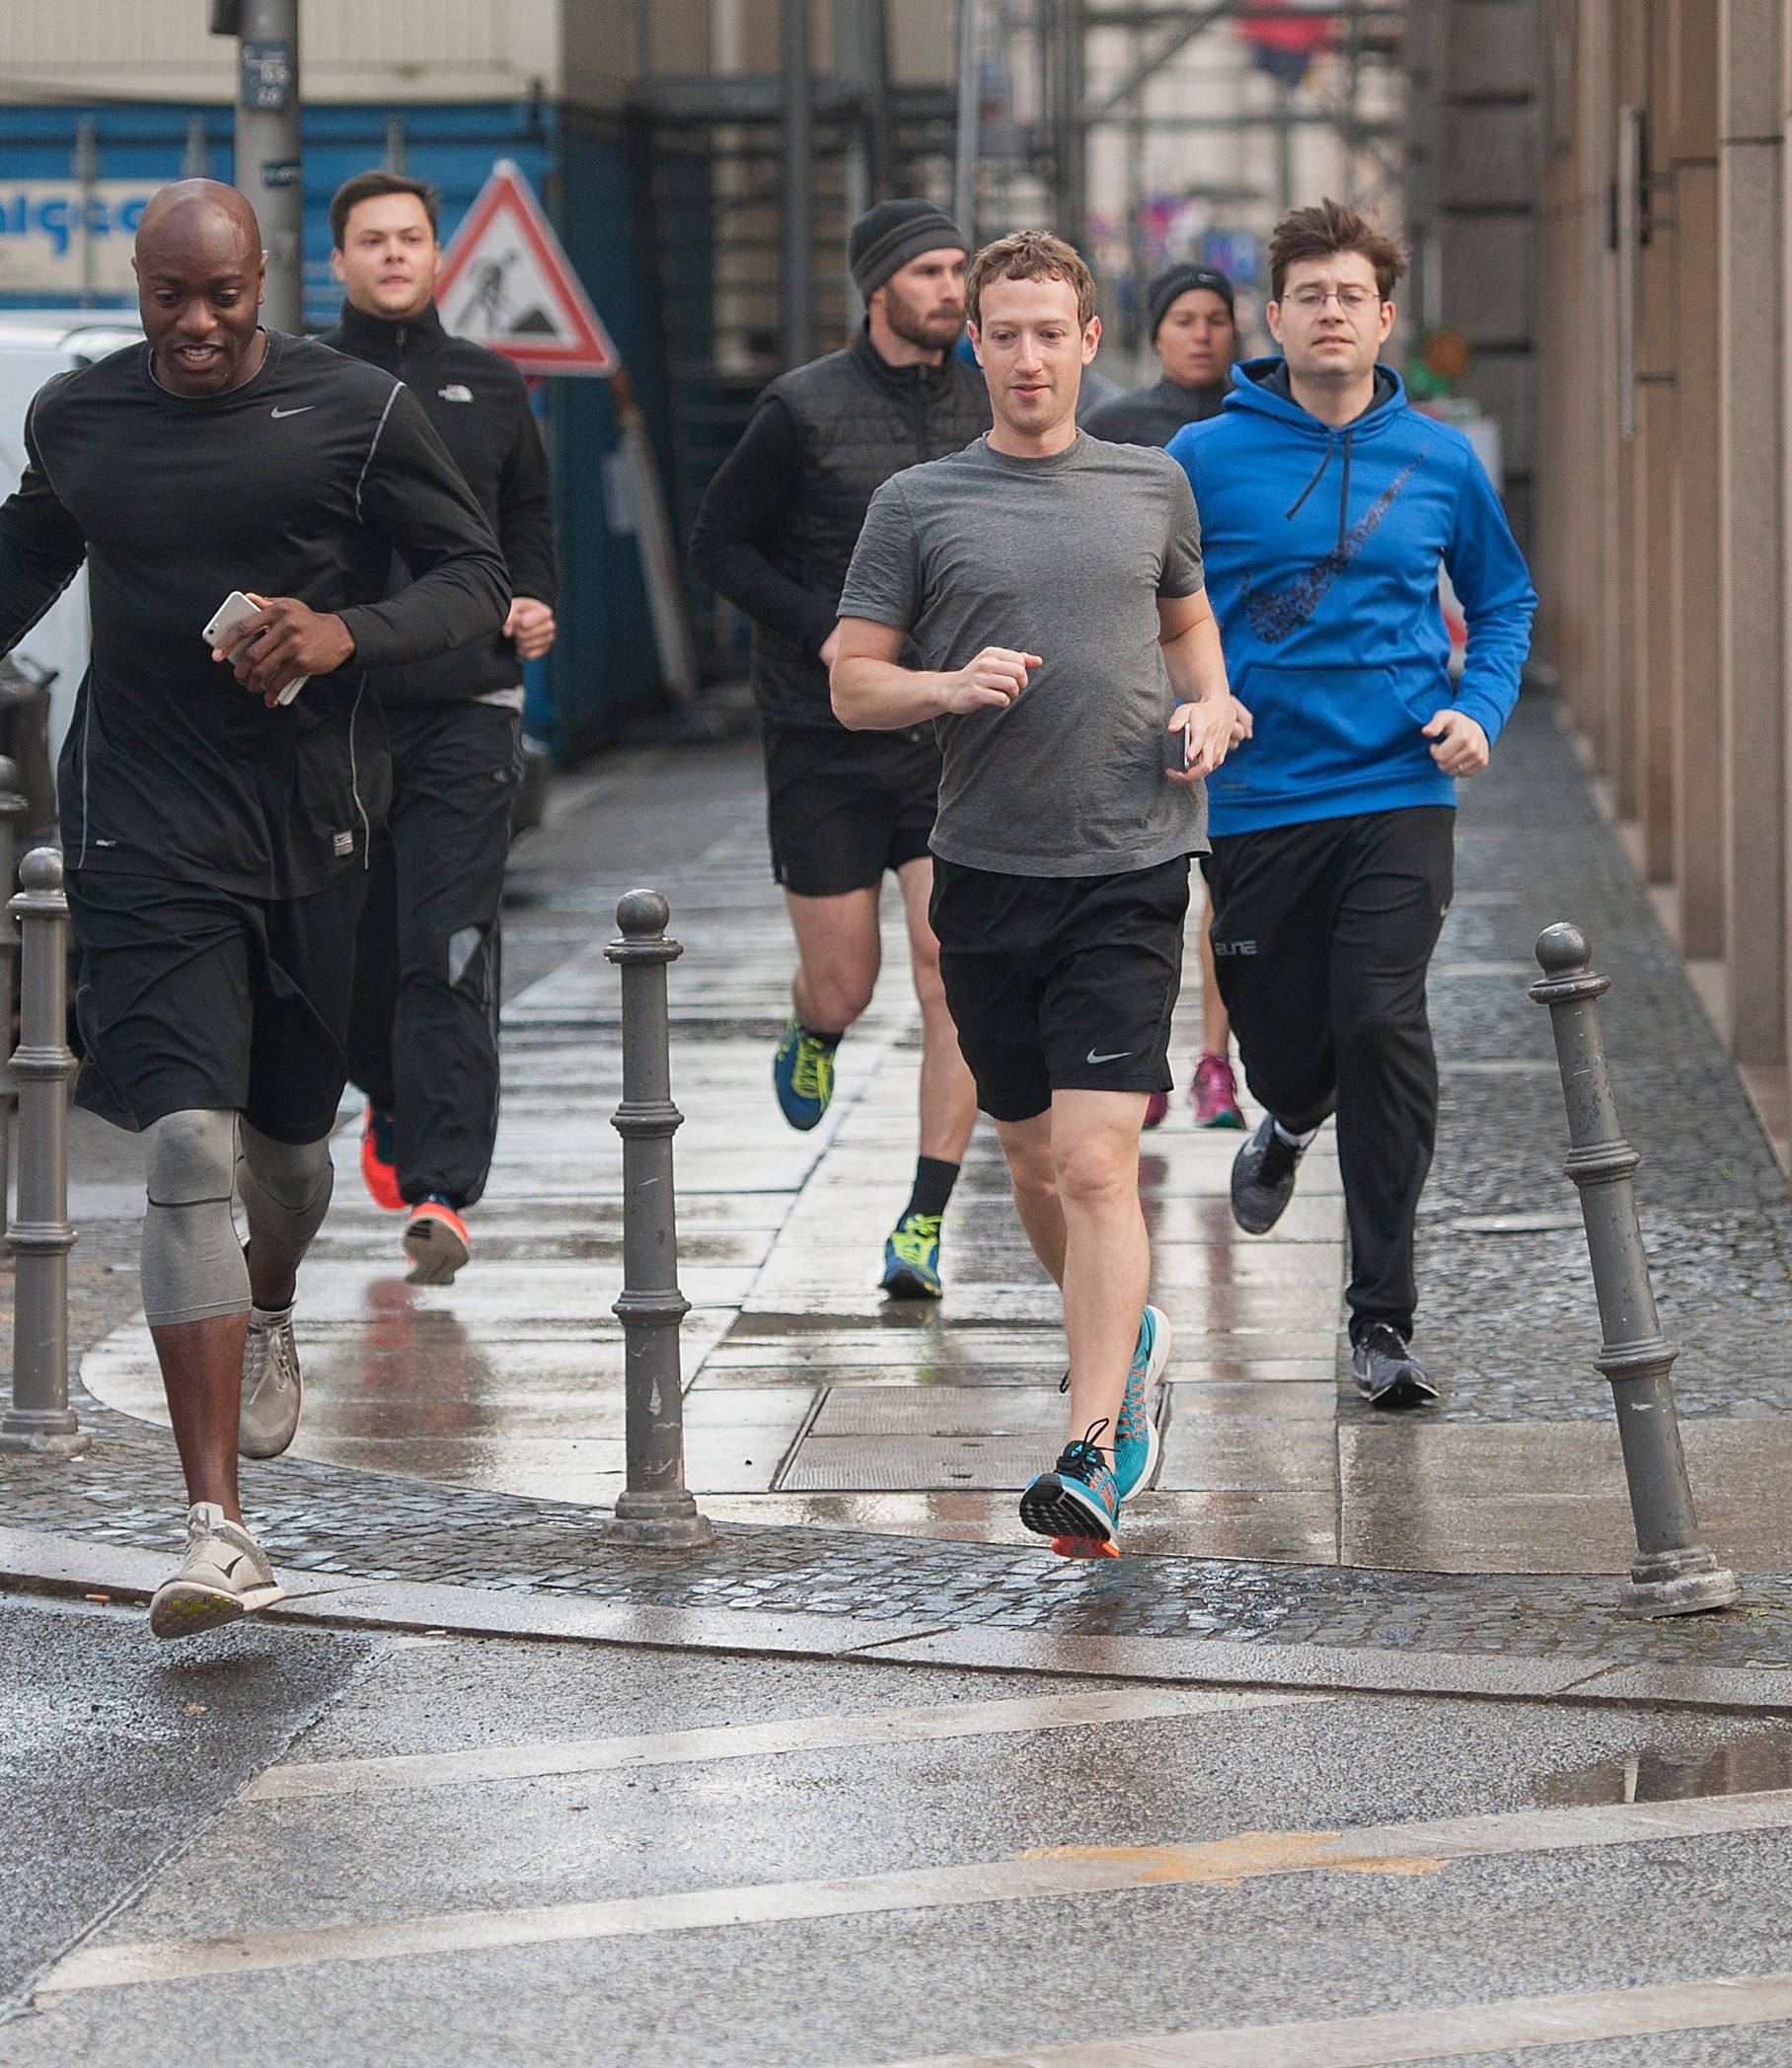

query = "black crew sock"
[[903, 1155, 960, 1222], [799, 1021, 845, 1049]]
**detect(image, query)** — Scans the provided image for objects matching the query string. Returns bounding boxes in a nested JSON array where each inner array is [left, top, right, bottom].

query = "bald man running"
[[0, 183, 508, 1638]]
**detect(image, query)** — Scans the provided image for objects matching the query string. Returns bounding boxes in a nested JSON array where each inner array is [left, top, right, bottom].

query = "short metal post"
[[0, 757, 29, 1239], [604, 890, 710, 1547], [1531, 923, 1736, 1615], [0, 849, 86, 1458]]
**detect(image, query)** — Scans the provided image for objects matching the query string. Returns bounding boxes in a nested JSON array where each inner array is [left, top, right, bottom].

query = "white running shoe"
[[148, 1503, 283, 1641], [238, 1303, 303, 1459]]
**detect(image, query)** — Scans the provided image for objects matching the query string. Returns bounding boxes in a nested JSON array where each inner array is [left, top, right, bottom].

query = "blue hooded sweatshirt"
[[1165, 357, 1536, 837]]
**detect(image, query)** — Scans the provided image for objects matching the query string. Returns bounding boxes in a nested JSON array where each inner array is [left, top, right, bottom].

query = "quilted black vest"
[[751, 331, 990, 730]]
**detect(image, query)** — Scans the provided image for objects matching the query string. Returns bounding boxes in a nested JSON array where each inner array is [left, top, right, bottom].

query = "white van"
[[0, 311, 142, 767]]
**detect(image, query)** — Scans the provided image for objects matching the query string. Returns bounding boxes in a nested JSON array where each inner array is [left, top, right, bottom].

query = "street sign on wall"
[[434, 158, 618, 376]]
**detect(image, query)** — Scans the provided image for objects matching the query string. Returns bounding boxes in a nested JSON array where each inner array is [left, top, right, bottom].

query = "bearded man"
[[692, 199, 990, 1301]]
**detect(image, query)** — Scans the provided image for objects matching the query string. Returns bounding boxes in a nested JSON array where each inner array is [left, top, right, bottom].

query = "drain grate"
[[780, 1434, 1056, 1492], [807, 1385, 1065, 1440]]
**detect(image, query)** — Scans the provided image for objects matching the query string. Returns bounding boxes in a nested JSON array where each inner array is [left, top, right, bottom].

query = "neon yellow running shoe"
[[881, 1210, 943, 1299], [773, 1015, 836, 1130]]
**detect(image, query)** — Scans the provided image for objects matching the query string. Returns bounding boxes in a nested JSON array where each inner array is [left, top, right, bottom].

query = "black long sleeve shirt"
[[689, 332, 991, 729], [317, 300, 558, 706], [689, 397, 841, 653], [0, 331, 510, 898]]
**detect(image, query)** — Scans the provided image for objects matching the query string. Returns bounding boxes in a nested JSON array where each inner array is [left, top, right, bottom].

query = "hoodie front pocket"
[[1214, 663, 1426, 796]]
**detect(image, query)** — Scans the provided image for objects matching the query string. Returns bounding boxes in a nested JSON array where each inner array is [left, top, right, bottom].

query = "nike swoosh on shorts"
[[1085, 1049, 1132, 1065]]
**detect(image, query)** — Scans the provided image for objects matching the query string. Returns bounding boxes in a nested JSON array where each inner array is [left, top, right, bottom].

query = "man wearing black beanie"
[[1085, 262, 1238, 449], [691, 200, 990, 1302]]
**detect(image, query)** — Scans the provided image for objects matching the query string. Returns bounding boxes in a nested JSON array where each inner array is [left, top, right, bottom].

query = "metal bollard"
[[1531, 923, 1736, 1616], [603, 890, 711, 1548], [0, 757, 28, 1240], [0, 848, 86, 1459]]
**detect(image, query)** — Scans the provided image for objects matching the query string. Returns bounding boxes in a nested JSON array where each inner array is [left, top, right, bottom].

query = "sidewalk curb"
[[6, 1525, 1792, 1716]]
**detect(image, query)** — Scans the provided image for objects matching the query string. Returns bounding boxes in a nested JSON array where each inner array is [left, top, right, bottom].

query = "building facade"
[[1530, 0, 1792, 1162]]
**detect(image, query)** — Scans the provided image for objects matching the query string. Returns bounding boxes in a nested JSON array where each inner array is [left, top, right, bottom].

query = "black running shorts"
[[929, 854, 1191, 1123], [763, 723, 940, 898], [67, 869, 364, 1143]]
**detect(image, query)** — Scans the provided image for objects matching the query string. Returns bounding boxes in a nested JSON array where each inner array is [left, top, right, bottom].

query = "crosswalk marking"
[[39, 1786, 1792, 1997], [853, 1969, 1792, 2067], [245, 1687, 1319, 1803]]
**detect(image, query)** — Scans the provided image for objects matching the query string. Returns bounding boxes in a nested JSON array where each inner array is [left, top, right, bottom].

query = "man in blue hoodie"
[[1166, 199, 1535, 1408]]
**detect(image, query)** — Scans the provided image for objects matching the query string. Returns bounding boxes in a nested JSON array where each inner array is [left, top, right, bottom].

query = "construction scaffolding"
[[639, 2, 1411, 659]]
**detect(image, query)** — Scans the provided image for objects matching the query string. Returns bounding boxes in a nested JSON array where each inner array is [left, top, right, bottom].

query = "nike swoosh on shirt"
[[1085, 1049, 1132, 1066], [269, 406, 314, 419]]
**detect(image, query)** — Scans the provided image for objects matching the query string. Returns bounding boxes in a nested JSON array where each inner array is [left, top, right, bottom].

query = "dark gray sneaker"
[[1230, 1115, 1308, 1234], [1352, 1324, 1441, 1409]]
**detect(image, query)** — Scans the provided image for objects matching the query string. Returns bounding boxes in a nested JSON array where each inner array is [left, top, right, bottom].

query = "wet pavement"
[[51, 690, 1792, 1593], [8, 1588, 1792, 2064], [10, 702, 1792, 2064], [0, 1592, 370, 2001]]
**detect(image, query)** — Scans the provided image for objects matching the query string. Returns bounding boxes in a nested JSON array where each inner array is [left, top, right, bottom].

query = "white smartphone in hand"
[[202, 590, 308, 705]]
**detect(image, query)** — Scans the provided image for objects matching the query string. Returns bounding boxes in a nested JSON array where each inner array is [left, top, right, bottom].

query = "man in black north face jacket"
[[320, 169, 559, 1289], [691, 200, 990, 1303]]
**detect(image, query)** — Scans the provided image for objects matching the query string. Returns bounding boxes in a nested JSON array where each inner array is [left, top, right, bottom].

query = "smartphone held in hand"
[[201, 591, 308, 705]]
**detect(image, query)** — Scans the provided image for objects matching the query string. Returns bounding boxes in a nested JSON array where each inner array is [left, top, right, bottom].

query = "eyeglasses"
[[1286, 286, 1380, 314]]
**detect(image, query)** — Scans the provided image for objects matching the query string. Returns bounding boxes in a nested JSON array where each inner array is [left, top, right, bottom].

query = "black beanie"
[[1148, 262, 1235, 342], [850, 198, 968, 300]]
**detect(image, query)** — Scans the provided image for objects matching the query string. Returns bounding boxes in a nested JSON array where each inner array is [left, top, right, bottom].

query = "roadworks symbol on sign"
[[434, 159, 619, 377]]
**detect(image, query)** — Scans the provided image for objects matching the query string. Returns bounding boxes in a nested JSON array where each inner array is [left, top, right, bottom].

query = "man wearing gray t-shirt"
[[833, 231, 1248, 1557]]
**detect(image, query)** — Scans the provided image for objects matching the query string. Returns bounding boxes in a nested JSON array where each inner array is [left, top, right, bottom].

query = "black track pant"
[[346, 700, 521, 1209], [1202, 805, 1455, 1340]]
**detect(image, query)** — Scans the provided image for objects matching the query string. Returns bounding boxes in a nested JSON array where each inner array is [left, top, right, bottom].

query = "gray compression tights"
[[140, 1111, 334, 1328]]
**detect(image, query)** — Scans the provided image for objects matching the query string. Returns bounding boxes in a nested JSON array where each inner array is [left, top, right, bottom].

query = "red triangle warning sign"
[[435, 159, 620, 377]]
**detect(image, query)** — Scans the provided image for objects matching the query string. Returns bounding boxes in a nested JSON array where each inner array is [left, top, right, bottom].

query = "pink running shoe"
[[1190, 1051, 1245, 1129], [1143, 1090, 1170, 1130]]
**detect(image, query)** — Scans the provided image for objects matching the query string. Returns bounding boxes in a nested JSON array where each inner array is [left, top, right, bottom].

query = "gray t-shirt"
[[838, 432, 1208, 877]]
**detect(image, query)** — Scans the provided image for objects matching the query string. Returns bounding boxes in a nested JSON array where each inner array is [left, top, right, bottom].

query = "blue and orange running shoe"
[[1020, 1421, 1122, 1557], [360, 1103, 402, 1213], [1113, 1303, 1170, 1501], [773, 1016, 837, 1131]]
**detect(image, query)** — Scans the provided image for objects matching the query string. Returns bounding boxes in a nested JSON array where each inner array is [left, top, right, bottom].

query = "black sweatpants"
[[1202, 806, 1455, 1340], [345, 699, 521, 1209]]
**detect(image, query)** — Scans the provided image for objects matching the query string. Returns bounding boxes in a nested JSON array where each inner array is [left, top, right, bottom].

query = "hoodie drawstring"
[[1282, 426, 1357, 545], [1284, 432, 1335, 522], [1337, 431, 1354, 550]]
